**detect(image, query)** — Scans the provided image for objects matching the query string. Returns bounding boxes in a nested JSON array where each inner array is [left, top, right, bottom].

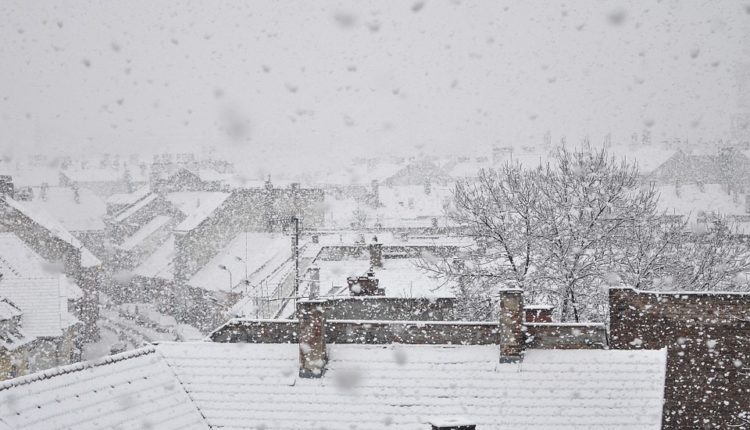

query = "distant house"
[[655, 183, 750, 233], [385, 160, 452, 187], [23, 185, 108, 257], [648, 148, 750, 191], [0, 233, 82, 381], [0, 196, 102, 341], [59, 167, 146, 198]]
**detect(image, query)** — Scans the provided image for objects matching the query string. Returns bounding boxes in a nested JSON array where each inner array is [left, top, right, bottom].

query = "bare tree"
[[425, 146, 750, 322], [531, 148, 658, 321]]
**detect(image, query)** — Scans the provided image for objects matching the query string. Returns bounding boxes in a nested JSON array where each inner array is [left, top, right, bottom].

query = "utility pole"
[[292, 215, 300, 300]]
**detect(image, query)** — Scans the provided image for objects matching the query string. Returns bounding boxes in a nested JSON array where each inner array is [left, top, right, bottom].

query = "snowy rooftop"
[[188, 232, 291, 293], [133, 234, 175, 280], [0, 234, 79, 338], [0, 278, 75, 339], [0, 342, 667, 430], [655, 183, 746, 219], [315, 258, 455, 298], [158, 342, 666, 430], [113, 193, 158, 222], [62, 167, 146, 183], [0, 233, 83, 300], [119, 215, 172, 251], [2, 197, 101, 267], [24, 186, 106, 232], [0, 347, 208, 430], [165, 191, 230, 231], [106, 185, 151, 206], [311, 231, 473, 248]]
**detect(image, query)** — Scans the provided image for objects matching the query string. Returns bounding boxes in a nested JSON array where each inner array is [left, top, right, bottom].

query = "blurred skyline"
[[1, 0, 750, 173]]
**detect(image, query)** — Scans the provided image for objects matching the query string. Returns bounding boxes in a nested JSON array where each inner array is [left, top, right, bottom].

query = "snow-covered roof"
[[119, 215, 172, 251], [132, 234, 175, 280], [0, 167, 60, 188], [316, 162, 404, 186], [62, 168, 132, 183], [165, 191, 230, 231], [0, 337, 667, 429], [157, 342, 667, 429], [315, 258, 455, 298], [655, 183, 745, 219], [113, 193, 159, 222], [0, 299, 22, 320], [188, 232, 291, 293], [377, 185, 453, 219], [0, 234, 79, 337], [0, 277, 75, 338], [0, 346, 209, 430], [24, 186, 106, 232], [2, 197, 101, 267], [616, 147, 676, 174], [106, 185, 150, 206], [0, 232, 83, 299]]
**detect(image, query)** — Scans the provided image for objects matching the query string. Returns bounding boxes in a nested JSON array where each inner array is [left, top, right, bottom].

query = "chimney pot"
[[499, 289, 524, 362], [297, 300, 327, 378]]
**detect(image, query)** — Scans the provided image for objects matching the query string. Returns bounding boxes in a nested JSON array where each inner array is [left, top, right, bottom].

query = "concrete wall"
[[609, 287, 750, 429]]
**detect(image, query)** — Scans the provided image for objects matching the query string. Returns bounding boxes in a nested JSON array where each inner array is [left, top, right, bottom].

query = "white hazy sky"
[[1, 0, 749, 171]]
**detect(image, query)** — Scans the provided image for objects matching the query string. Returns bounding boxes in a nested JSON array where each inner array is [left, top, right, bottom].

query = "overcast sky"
[[1, 0, 749, 173]]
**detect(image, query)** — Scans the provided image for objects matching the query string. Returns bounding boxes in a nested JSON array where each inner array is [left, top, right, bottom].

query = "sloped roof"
[[0, 347, 209, 430], [119, 215, 172, 251], [132, 234, 175, 280], [187, 232, 290, 293], [106, 185, 151, 206], [157, 342, 667, 430], [165, 192, 230, 232], [24, 186, 106, 232], [0, 233, 84, 301], [0, 277, 73, 338], [655, 183, 745, 218], [2, 197, 101, 267], [0, 299, 22, 320], [0, 233, 79, 337], [114, 193, 159, 222]]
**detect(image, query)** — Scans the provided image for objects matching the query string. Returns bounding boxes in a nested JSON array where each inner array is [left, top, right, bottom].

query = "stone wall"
[[609, 287, 750, 429]]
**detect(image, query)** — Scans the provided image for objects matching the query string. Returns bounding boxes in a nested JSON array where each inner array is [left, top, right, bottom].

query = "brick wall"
[[609, 287, 750, 429], [210, 318, 606, 349]]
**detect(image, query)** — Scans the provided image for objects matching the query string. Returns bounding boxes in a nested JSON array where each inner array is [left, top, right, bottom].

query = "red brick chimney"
[[499, 289, 524, 363], [297, 300, 327, 378]]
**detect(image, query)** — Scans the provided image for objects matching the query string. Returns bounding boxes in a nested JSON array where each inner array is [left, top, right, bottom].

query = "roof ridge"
[[0, 345, 156, 392]]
